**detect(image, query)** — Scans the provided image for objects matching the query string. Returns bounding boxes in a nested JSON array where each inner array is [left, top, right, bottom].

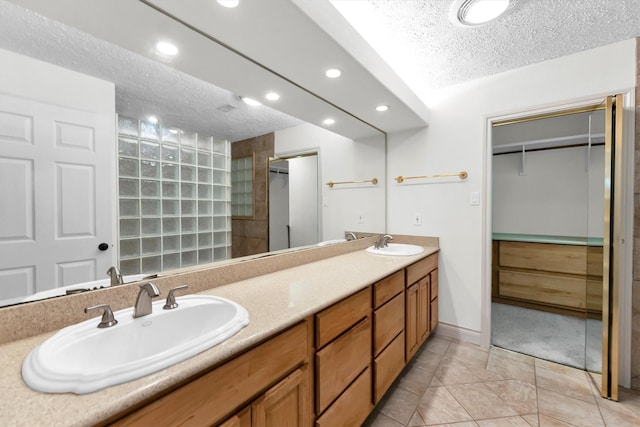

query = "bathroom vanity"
[[0, 235, 438, 426]]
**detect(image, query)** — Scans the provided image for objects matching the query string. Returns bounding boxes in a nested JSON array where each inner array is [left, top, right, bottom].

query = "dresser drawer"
[[315, 366, 372, 427], [315, 317, 371, 415], [373, 292, 404, 356], [315, 287, 371, 349], [407, 253, 438, 285], [374, 331, 405, 403], [373, 270, 404, 309]]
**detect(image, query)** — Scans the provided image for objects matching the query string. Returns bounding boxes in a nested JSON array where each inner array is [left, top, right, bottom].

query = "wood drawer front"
[[315, 366, 373, 427], [499, 270, 586, 309], [430, 298, 438, 331], [315, 287, 371, 349], [315, 317, 371, 415], [499, 241, 587, 275], [374, 292, 405, 356], [407, 253, 438, 285], [430, 269, 438, 301], [374, 270, 405, 308], [374, 331, 405, 403], [114, 321, 309, 427]]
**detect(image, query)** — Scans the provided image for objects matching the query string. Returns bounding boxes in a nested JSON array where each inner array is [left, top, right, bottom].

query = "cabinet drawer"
[[315, 317, 371, 415], [499, 270, 586, 309], [430, 298, 438, 331], [374, 331, 405, 403], [407, 253, 438, 285], [373, 292, 404, 356], [315, 366, 373, 427], [430, 269, 438, 301], [374, 270, 404, 309], [315, 287, 371, 349], [113, 321, 309, 427], [499, 241, 586, 275]]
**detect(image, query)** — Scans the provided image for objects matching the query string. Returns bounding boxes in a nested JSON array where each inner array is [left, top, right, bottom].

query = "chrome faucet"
[[374, 234, 393, 249], [133, 283, 160, 318], [345, 232, 357, 241], [106, 266, 124, 286]]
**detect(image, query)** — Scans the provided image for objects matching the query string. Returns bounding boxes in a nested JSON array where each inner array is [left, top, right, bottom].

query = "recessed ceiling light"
[[265, 92, 280, 101], [323, 118, 335, 126], [325, 68, 342, 79], [241, 96, 261, 106], [217, 0, 239, 8], [147, 115, 159, 124], [376, 105, 390, 112], [154, 41, 178, 56], [450, 0, 509, 26]]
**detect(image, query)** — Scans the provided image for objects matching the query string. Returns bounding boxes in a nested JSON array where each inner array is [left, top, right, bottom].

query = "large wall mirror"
[[0, 0, 386, 307]]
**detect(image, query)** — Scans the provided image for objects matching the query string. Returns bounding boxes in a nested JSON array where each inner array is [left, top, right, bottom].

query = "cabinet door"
[[219, 407, 251, 427], [418, 276, 429, 342], [252, 366, 310, 427], [405, 283, 419, 362]]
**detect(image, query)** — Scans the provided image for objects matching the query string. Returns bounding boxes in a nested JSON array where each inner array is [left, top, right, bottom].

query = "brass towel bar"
[[395, 171, 468, 183], [325, 178, 378, 188]]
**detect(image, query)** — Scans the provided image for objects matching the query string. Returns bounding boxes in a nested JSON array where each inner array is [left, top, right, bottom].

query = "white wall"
[[289, 156, 319, 247], [275, 123, 386, 240], [493, 146, 604, 238], [387, 39, 636, 339], [269, 171, 289, 251]]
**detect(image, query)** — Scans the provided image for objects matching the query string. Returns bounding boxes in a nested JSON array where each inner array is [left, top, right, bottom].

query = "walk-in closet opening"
[[490, 96, 623, 399]]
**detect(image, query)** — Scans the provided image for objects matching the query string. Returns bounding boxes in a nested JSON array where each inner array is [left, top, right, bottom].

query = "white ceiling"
[[329, 0, 640, 102]]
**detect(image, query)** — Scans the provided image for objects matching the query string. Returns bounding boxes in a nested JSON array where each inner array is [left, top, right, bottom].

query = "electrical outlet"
[[413, 212, 422, 226], [357, 213, 365, 224]]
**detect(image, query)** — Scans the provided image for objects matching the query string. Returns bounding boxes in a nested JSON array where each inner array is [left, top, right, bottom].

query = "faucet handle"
[[84, 304, 118, 328], [163, 285, 189, 310]]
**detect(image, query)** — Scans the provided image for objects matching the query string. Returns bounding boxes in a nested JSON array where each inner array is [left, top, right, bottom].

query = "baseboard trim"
[[435, 322, 483, 346]]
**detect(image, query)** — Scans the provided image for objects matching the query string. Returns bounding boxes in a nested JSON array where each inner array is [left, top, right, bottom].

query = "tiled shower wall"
[[633, 37, 640, 389], [117, 116, 231, 275]]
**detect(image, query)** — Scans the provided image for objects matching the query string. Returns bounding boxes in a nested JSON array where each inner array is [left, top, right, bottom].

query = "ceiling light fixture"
[[146, 115, 159, 124], [325, 68, 342, 79], [154, 41, 178, 56], [323, 118, 335, 126], [265, 92, 280, 101], [217, 0, 240, 8], [450, 0, 510, 26], [241, 96, 261, 106], [376, 105, 390, 112]]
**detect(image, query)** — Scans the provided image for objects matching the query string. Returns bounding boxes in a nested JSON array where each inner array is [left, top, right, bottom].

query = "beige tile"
[[445, 341, 491, 369], [596, 388, 640, 427], [522, 414, 539, 426], [476, 416, 531, 426], [447, 382, 519, 420], [436, 357, 500, 385], [537, 388, 604, 427], [423, 335, 452, 355], [407, 411, 425, 426], [535, 366, 594, 403], [377, 385, 421, 425], [485, 379, 538, 414], [491, 346, 536, 365], [535, 358, 589, 380], [398, 363, 433, 395], [486, 352, 536, 384], [415, 386, 473, 425], [430, 375, 444, 386], [413, 348, 444, 372], [537, 413, 575, 427], [364, 411, 406, 427], [431, 422, 479, 427]]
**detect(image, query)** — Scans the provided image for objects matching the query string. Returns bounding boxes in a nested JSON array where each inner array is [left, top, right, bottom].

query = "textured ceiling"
[[330, 0, 640, 100], [0, 0, 302, 142]]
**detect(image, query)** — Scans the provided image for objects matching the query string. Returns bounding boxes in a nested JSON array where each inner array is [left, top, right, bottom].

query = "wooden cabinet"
[[405, 253, 438, 362], [112, 320, 312, 427], [314, 287, 372, 425], [492, 240, 603, 318], [252, 366, 310, 427], [220, 407, 251, 427], [373, 271, 405, 403]]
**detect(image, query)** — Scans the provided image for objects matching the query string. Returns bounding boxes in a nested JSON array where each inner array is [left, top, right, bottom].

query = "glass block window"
[[117, 116, 231, 275], [231, 155, 254, 217]]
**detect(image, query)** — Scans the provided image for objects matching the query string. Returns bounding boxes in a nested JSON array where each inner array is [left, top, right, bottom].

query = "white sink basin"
[[366, 243, 424, 256], [317, 239, 347, 246], [22, 295, 249, 394]]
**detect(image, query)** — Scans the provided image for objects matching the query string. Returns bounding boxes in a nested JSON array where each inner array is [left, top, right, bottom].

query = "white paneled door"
[[0, 93, 114, 304]]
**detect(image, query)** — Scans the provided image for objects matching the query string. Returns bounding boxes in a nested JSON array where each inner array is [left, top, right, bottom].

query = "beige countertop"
[[0, 241, 438, 426]]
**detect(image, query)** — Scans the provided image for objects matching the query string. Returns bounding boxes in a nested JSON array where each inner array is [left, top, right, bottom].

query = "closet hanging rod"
[[395, 171, 468, 183], [325, 178, 378, 188]]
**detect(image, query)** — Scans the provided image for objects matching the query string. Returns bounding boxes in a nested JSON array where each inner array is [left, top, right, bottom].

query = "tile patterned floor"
[[364, 335, 640, 427]]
